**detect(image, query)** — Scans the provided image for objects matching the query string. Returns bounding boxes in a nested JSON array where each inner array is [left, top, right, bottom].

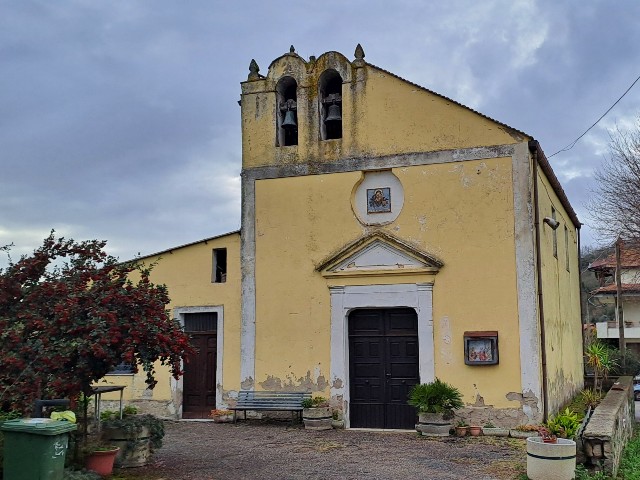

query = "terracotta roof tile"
[[592, 283, 640, 295], [589, 242, 640, 270]]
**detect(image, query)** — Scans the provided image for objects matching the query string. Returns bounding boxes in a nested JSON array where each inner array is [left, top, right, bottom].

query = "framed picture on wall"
[[464, 331, 499, 365]]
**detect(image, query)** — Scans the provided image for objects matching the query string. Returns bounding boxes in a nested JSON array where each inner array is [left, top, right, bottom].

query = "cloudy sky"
[[2, 0, 639, 265]]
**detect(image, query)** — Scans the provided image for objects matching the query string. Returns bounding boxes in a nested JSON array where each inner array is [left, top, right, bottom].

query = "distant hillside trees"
[[589, 117, 640, 241]]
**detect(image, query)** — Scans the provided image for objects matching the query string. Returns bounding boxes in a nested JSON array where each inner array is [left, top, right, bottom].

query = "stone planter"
[[482, 427, 509, 437], [303, 407, 332, 431], [415, 412, 452, 437], [102, 426, 151, 468], [331, 419, 345, 429], [510, 429, 537, 439], [526, 437, 576, 480]]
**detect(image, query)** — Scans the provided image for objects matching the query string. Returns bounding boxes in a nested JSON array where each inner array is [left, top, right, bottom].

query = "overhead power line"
[[549, 72, 640, 158]]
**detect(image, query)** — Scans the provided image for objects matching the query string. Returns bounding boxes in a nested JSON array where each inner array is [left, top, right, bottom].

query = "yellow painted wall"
[[536, 170, 584, 414], [253, 157, 523, 407], [241, 56, 525, 170], [95, 233, 242, 407]]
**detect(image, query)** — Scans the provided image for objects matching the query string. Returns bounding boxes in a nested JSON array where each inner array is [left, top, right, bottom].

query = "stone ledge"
[[581, 376, 634, 477]]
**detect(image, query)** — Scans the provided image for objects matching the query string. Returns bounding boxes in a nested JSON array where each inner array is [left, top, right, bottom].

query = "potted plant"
[[455, 420, 468, 437], [331, 409, 344, 429], [101, 409, 164, 468], [526, 409, 580, 480], [83, 439, 120, 476], [302, 396, 332, 430], [408, 378, 464, 436], [209, 409, 234, 423], [482, 421, 509, 437], [468, 425, 483, 436]]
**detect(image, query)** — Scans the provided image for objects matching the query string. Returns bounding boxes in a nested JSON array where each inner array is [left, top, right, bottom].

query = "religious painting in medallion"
[[366, 187, 391, 213]]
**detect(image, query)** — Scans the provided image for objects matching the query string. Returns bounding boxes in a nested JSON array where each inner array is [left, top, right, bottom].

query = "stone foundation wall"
[[581, 376, 635, 477], [100, 399, 178, 419]]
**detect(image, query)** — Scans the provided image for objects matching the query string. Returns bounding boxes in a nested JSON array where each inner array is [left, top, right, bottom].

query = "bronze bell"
[[282, 109, 297, 129], [325, 103, 342, 123]]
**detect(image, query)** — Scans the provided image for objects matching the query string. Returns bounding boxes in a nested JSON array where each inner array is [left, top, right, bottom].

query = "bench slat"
[[231, 390, 312, 412]]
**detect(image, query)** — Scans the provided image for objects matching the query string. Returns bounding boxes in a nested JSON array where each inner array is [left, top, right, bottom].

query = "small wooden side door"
[[182, 312, 217, 419]]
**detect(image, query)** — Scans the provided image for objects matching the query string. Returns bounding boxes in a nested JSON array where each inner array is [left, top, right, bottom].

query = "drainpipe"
[[578, 226, 585, 376], [529, 140, 549, 422]]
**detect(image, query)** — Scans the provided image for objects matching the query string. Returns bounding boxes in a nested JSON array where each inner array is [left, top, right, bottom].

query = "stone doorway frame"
[[329, 283, 434, 428]]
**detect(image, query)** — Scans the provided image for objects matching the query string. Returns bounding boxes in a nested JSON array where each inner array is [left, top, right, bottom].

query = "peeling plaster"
[[506, 389, 542, 423], [439, 316, 452, 365], [258, 370, 329, 392], [241, 376, 255, 390]]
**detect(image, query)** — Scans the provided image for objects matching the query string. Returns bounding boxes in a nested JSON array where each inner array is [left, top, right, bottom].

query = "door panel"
[[349, 308, 419, 429], [183, 312, 217, 419]]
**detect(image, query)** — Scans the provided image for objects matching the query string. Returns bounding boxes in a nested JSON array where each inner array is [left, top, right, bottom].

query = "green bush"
[[302, 396, 329, 408], [610, 348, 640, 377], [545, 408, 581, 439], [407, 378, 463, 415]]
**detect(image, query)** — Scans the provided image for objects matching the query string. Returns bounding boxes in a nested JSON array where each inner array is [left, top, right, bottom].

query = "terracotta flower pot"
[[85, 447, 120, 476], [455, 426, 468, 437], [468, 426, 482, 436]]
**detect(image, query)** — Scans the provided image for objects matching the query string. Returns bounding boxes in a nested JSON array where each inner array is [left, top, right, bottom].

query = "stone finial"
[[248, 59, 260, 81], [290, 45, 295, 53], [354, 43, 365, 60]]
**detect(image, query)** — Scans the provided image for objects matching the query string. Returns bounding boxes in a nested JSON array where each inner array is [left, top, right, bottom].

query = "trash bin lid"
[[0, 418, 78, 435]]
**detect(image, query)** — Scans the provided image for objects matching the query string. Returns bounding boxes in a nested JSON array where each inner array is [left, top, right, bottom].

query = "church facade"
[[100, 46, 583, 428]]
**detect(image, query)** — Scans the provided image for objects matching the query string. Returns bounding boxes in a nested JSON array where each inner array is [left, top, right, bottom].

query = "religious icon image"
[[367, 187, 391, 213], [464, 331, 499, 365], [467, 339, 493, 362]]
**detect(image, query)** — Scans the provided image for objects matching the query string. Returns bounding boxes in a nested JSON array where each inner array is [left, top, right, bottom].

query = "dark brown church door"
[[349, 308, 419, 429], [182, 312, 217, 419]]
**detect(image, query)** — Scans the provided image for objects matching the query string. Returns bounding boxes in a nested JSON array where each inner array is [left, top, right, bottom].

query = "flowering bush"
[[0, 232, 195, 413], [209, 409, 233, 417]]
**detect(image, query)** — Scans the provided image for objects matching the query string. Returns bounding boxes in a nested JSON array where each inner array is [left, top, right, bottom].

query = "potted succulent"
[[455, 420, 468, 437], [209, 409, 234, 423], [302, 396, 332, 430], [101, 408, 164, 468], [408, 378, 464, 436]]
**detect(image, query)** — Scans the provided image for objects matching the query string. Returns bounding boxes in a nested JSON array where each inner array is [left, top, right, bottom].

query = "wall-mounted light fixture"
[[543, 216, 560, 230]]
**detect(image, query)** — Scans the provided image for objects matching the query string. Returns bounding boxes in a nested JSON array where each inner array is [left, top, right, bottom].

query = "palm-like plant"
[[408, 378, 464, 416], [585, 341, 618, 393]]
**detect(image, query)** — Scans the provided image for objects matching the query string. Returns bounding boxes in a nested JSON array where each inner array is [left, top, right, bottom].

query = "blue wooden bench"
[[231, 391, 311, 424]]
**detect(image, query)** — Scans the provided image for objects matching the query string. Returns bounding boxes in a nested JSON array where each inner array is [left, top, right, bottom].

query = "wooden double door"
[[349, 308, 419, 429]]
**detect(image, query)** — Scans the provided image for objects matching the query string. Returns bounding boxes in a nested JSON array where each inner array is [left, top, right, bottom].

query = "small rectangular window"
[[552, 208, 558, 259], [565, 226, 570, 272], [212, 248, 227, 283], [107, 362, 134, 375]]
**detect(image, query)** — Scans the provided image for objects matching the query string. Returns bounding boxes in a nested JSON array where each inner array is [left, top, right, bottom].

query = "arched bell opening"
[[319, 69, 343, 141], [276, 76, 298, 147]]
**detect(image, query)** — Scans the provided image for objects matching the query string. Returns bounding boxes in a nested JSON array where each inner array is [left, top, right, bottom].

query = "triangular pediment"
[[317, 232, 443, 278]]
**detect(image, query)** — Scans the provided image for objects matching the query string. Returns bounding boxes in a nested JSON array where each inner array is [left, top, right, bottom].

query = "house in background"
[[98, 45, 583, 428], [589, 242, 640, 356]]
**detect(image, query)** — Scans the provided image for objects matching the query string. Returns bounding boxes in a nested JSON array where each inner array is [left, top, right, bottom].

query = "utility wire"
[[549, 73, 640, 158]]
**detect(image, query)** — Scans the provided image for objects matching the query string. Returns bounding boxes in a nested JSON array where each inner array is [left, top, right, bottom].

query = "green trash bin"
[[1, 418, 77, 480]]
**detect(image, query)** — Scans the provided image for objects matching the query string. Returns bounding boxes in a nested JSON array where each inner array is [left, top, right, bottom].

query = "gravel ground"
[[123, 420, 527, 480]]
